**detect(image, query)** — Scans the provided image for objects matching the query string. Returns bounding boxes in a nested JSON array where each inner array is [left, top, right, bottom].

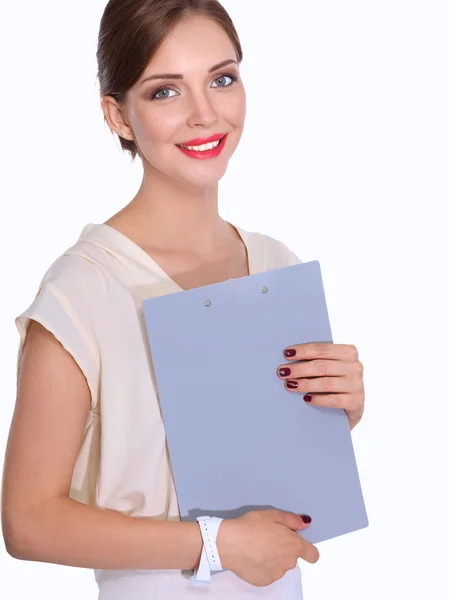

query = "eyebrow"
[[139, 59, 238, 87]]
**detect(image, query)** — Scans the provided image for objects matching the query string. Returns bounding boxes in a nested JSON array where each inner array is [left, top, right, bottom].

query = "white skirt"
[[95, 564, 303, 599]]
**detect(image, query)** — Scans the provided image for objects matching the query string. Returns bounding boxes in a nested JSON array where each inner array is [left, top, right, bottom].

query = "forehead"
[[145, 14, 237, 73]]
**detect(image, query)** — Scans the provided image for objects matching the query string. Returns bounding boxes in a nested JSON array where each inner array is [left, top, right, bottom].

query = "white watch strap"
[[190, 516, 224, 584]]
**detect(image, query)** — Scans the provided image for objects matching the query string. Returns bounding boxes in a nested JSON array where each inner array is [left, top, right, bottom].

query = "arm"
[[1, 320, 230, 570]]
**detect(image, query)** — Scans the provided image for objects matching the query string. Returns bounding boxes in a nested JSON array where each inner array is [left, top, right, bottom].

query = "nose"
[[186, 90, 218, 128]]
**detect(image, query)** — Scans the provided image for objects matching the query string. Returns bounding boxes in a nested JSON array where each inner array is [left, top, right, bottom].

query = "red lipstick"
[[176, 133, 228, 160], [179, 133, 226, 146]]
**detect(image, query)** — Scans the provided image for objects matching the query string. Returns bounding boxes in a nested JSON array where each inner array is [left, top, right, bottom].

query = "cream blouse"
[[15, 222, 305, 599]]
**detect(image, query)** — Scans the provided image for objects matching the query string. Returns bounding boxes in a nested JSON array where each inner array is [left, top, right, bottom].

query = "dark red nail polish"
[[278, 368, 291, 377], [304, 395, 312, 402], [286, 380, 298, 389], [284, 349, 296, 358], [301, 515, 312, 524]]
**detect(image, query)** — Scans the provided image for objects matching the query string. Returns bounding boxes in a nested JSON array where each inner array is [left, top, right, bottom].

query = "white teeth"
[[179, 139, 221, 151]]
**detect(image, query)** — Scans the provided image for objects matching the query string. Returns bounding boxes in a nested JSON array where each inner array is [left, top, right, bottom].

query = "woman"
[[2, 1, 365, 598]]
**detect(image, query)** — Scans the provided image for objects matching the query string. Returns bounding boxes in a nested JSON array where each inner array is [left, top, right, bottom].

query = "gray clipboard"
[[142, 260, 368, 546]]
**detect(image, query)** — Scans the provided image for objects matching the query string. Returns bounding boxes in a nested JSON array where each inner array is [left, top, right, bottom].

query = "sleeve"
[[277, 240, 303, 267], [15, 253, 102, 414], [263, 233, 303, 270]]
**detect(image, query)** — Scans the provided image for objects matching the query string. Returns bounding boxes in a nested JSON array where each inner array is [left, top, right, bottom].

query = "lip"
[[176, 133, 228, 160], [177, 133, 226, 146]]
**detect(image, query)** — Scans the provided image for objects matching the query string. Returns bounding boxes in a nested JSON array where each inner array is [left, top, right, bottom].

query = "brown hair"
[[96, 0, 243, 162]]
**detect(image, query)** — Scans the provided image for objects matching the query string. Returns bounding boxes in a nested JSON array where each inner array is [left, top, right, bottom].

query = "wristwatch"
[[190, 516, 224, 583]]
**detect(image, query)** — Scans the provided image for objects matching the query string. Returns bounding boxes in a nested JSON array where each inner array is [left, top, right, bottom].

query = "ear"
[[101, 96, 135, 142]]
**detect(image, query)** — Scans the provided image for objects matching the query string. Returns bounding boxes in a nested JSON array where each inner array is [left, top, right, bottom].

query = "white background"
[[1, 0, 448, 598]]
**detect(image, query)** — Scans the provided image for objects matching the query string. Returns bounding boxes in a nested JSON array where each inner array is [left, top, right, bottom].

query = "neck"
[[117, 164, 233, 254]]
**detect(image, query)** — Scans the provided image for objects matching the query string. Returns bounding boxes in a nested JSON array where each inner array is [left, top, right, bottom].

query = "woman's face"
[[113, 14, 246, 188]]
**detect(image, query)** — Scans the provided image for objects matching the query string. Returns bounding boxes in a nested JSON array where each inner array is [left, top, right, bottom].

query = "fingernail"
[[300, 515, 312, 524], [286, 380, 298, 389], [304, 395, 312, 402], [284, 349, 296, 358], [278, 368, 291, 377]]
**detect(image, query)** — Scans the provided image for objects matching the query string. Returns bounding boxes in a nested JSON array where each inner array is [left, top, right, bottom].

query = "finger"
[[284, 342, 357, 361], [285, 376, 356, 394], [278, 359, 352, 379], [300, 392, 351, 409], [297, 537, 320, 564], [273, 510, 312, 531]]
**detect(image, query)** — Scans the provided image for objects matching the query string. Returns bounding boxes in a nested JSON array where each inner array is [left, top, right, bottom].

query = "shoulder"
[[247, 230, 303, 270], [15, 251, 106, 413], [24, 250, 108, 337], [37, 250, 105, 299]]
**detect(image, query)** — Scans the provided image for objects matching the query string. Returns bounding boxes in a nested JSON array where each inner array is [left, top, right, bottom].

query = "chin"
[[177, 162, 229, 188]]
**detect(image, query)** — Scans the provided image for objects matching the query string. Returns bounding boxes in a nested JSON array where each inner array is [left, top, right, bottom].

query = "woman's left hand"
[[278, 342, 365, 431]]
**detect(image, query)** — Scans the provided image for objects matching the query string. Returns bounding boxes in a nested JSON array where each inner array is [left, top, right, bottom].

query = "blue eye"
[[150, 72, 238, 101], [211, 73, 238, 88], [151, 87, 177, 101]]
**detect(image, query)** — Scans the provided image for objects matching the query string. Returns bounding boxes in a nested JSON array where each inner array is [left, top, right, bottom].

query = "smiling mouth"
[[175, 136, 226, 153]]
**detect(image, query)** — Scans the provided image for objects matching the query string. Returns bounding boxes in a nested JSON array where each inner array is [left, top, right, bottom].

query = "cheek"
[[133, 105, 184, 145], [227, 89, 246, 127]]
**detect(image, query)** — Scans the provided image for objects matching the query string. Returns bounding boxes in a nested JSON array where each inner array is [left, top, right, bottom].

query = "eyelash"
[[150, 72, 239, 101]]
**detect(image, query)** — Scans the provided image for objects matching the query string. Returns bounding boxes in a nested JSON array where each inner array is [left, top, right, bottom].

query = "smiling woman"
[[99, 4, 247, 191], [3, 1, 314, 600], [97, 0, 244, 164]]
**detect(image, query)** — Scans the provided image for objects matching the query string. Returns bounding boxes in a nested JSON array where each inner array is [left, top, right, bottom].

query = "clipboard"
[[142, 260, 368, 546]]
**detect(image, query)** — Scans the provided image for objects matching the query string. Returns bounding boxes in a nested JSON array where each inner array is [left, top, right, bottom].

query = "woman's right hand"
[[216, 509, 320, 588]]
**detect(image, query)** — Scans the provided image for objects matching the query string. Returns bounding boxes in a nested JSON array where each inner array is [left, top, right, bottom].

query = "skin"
[[102, 14, 365, 430], [101, 13, 246, 256], [278, 343, 365, 431]]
